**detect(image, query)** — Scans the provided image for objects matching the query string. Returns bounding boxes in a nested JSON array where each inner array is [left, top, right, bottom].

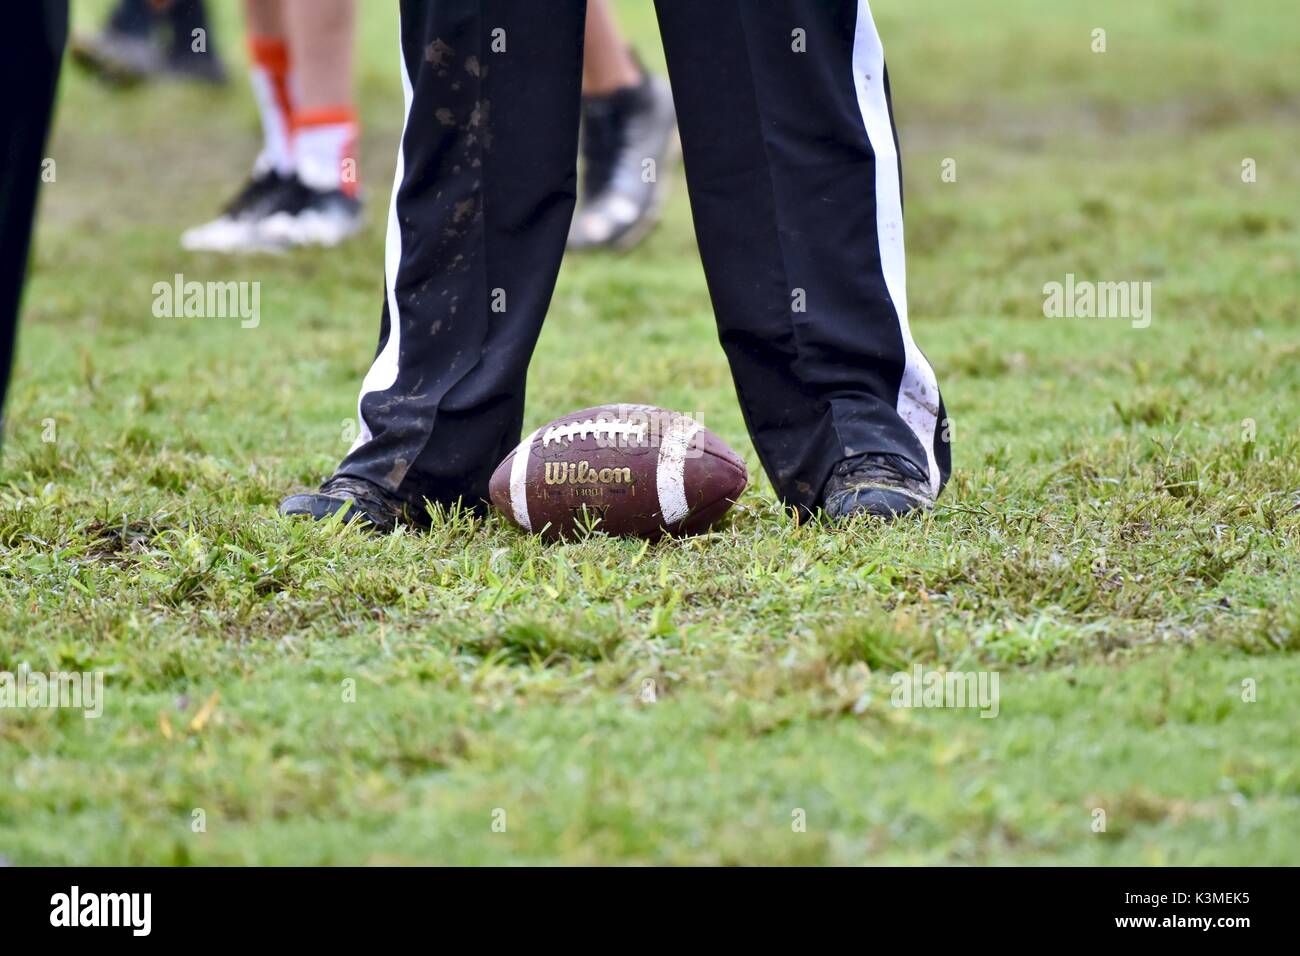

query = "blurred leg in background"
[[568, 0, 677, 252], [258, 0, 363, 248], [182, 0, 361, 253], [71, 0, 226, 87], [1, 1, 68, 445]]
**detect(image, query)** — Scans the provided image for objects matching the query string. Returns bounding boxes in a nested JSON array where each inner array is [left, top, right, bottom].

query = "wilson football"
[[488, 404, 747, 539]]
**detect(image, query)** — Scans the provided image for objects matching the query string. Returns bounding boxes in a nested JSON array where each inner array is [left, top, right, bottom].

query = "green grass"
[[1, 0, 1297, 865]]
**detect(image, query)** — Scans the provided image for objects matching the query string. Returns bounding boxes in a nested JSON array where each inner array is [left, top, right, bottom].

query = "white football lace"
[[542, 419, 649, 447]]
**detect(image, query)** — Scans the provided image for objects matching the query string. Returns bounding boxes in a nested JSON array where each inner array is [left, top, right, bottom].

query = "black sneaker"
[[568, 71, 678, 251], [257, 179, 364, 249], [278, 475, 420, 532], [822, 453, 937, 521], [181, 171, 294, 253]]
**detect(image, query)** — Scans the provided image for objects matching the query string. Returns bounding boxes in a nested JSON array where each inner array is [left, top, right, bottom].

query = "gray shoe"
[[278, 475, 420, 532], [822, 453, 936, 521], [70, 30, 166, 86], [568, 72, 678, 251]]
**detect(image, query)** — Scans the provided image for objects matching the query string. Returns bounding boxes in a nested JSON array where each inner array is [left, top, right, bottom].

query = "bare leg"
[[582, 0, 641, 94], [243, 0, 284, 41], [283, 0, 354, 111], [282, 0, 358, 196]]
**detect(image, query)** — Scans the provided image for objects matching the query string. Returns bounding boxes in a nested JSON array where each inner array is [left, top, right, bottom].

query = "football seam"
[[694, 443, 748, 474], [673, 452, 748, 522]]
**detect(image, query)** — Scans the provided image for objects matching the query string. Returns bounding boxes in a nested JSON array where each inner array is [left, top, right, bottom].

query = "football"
[[489, 404, 748, 539]]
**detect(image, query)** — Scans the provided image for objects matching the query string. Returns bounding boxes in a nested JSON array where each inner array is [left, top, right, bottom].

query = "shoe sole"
[[257, 211, 365, 249], [826, 485, 933, 521]]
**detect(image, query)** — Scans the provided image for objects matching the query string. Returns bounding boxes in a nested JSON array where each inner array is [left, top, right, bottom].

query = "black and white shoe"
[[181, 170, 294, 253], [568, 72, 678, 252], [278, 475, 420, 532], [822, 453, 936, 521], [257, 179, 364, 249]]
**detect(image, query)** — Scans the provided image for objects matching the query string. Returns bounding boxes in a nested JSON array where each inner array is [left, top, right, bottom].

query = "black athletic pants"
[[340, 0, 950, 514], [0, 1, 67, 435]]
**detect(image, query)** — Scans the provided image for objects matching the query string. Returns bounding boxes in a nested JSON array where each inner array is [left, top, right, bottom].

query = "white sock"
[[294, 110, 359, 195]]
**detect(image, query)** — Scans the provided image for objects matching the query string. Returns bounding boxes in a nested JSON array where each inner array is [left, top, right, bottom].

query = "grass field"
[[1, 0, 1297, 865]]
